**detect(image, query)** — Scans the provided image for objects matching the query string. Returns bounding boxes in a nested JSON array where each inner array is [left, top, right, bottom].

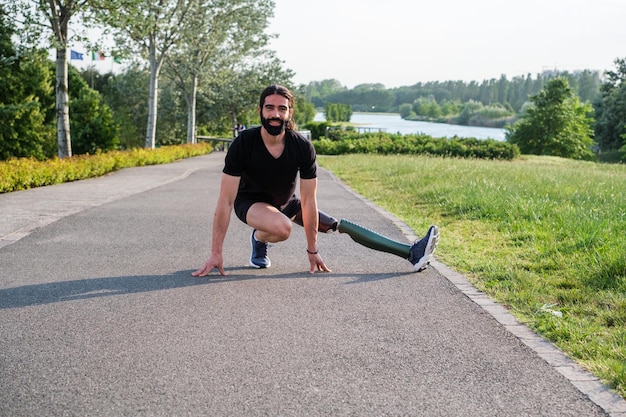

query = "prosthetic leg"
[[338, 219, 439, 271], [294, 210, 440, 272]]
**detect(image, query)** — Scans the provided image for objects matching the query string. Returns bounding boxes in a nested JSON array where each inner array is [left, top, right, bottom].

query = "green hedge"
[[0, 143, 214, 193], [303, 121, 332, 140], [1, 133, 519, 194], [313, 132, 520, 160]]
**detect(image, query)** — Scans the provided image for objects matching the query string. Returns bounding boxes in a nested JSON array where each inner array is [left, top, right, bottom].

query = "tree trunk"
[[186, 74, 197, 144], [145, 40, 160, 149], [55, 39, 71, 158]]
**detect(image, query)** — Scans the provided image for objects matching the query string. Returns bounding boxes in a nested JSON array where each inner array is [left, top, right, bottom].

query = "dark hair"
[[259, 84, 297, 131]]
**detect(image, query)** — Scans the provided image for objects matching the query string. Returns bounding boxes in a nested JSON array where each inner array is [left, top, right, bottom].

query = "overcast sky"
[[266, 0, 626, 88]]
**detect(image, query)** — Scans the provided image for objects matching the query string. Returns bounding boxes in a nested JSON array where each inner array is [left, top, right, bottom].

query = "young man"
[[193, 85, 439, 277]]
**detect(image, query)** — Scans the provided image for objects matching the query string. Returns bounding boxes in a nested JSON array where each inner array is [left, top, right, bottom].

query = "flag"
[[92, 51, 106, 61], [70, 50, 83, 60]]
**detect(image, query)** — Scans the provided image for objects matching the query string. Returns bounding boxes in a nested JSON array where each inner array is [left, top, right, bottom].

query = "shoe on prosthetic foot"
[[337, 219, 439, 272], [250, 230, 271, 268], [408, 225, 440, 272]]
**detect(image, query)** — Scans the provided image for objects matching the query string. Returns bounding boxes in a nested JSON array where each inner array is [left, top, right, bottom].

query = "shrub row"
[[0, 143, 214, 193], [313, 132, 520, 160]]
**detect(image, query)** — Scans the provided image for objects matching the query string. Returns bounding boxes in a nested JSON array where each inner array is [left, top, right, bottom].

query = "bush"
[[313, 132, 520, 160], [0, 143, 214, 193], [303, 121, 333, 140]]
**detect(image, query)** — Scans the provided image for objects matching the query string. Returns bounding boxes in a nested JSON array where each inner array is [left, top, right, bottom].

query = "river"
[[314, 112, 507, 141]]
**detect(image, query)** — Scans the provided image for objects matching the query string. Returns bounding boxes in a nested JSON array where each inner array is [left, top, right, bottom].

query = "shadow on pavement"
[[0, 269, 413, 309]]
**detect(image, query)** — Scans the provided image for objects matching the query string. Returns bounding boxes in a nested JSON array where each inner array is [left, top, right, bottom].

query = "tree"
[[0, 7, 55, 160], [325, 103, 351, 122], [399, 103, 413, 119], [10, 0, 90, 157], [90, 0, 197, 149], [294, 100, 315, 126], [162, 0, 275, 144], [328, 85, 394, 112], [506, 77, 595, 160], [96, 65, 149, 149], [199, 55, 293, 135], [303, 79, 346, 108], [593, 58, 626, 152], [456, 100, 483, 125], [67, 66, 119, 154]]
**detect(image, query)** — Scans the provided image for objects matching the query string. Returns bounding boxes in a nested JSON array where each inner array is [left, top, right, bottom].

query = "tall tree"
[[206, 56, 293, 130], [162, 0, 274, 144], [10, 0, 90, 157], [90, 0, 196, 149], [96, 65, 149, 149], [593, 58, 626, 152], [0, 6, 55, 160], [67, 65, 119, 154], [506, 77, 595, 160]]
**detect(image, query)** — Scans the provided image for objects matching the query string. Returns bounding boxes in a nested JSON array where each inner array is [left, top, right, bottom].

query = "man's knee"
[[272, 220, 292, 241], [258, 217, 292, 242]]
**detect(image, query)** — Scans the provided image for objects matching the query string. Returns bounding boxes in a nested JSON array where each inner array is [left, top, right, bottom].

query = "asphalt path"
[[1, 153, 625, 416]]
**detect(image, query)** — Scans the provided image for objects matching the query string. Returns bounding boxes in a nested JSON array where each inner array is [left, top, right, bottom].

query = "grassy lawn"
[[318, 154, 626, 398]]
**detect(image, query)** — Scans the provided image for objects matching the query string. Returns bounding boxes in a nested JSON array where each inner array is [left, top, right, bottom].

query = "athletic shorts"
[[234, 195, 301, 224]]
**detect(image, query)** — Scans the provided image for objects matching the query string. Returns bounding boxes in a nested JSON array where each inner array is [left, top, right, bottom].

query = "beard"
[[261, 115, 289, 136]]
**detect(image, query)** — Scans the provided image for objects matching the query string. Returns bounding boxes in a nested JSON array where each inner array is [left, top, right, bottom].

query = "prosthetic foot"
[[337, 219, 439, 272]]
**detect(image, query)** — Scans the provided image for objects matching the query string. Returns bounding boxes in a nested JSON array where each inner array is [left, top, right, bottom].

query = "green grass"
[[318, 154, 626, 398]]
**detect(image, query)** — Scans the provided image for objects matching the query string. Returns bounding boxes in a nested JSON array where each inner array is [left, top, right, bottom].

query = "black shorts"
[[234, 195, 302, 224]]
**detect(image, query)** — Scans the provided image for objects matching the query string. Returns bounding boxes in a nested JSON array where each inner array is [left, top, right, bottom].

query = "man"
[[193, 84, 439, 277]]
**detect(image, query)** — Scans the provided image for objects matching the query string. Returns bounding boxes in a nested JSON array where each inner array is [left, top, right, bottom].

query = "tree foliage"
[[9, 0, 91, 157], [89, 0, 198, 149], [327, 84, 395, 112], [0, 7, 55, 160], [325, 103, 352, 122], [91, 65, 149, 149], [293, 92, 316, 127], [199, 56, 293, 132], [506, 78, 595, 160], [303, 79, 346, 108], [594, 58, 626, 152], [68, 66, 119, 154], [305, 71, 602, 118], [162, 0, 275, 143]]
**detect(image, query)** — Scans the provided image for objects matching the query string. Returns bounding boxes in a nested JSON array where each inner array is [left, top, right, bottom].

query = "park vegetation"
[[305, 65, 626, 160], [506, 78, 595, 160], [324, 103, 352, 122], [0, 142, 213, 193], [3, 0, 626, 164], [4, 0, 287, 159], [313, 132, 520, 160], [1, 0, 625, 400]]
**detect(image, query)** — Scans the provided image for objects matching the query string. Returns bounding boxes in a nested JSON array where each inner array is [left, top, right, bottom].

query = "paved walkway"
[[1, 153, 624, 416]]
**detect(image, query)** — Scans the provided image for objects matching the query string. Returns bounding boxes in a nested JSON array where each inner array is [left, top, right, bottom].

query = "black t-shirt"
[[223, 127, 317, 207]]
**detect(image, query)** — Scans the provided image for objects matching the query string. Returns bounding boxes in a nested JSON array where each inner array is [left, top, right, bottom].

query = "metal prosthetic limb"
[[336, 219, 410, 258], [293, 213, 437, 271], [292, 210, 339, 233]]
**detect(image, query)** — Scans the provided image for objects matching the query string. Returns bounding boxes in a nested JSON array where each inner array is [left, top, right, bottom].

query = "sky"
[[266, 0, 626, 88]]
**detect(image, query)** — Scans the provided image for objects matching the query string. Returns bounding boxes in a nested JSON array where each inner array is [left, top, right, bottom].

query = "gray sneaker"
[[408, 225, 439, 272], [250, 230, 271, 268]]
